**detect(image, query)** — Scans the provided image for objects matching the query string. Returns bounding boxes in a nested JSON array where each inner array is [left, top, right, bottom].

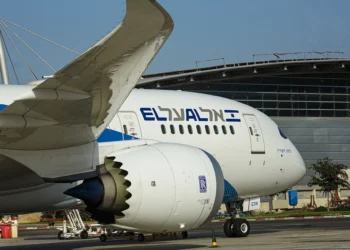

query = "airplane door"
[[243, 114, 265, 154], [118, 112, 142, 139]]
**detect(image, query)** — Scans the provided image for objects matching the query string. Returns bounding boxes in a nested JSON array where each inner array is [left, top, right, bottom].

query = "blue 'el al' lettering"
[[140, 108, 155, 121], [186, 109, 198, 121], [194, 109, 208, 122], [225, 110, 241, 122], [152, 108, 167, 121]]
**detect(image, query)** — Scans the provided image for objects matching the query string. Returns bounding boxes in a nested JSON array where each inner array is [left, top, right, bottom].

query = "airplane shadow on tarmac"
[[0, 240, 207, 250]]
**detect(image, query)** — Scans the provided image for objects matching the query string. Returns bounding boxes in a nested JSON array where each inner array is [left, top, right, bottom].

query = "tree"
[[308, 157, 350, 211]]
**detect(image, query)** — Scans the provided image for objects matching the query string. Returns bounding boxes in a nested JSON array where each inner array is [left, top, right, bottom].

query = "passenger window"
[[188, 125, 193, 134], [230, 126, 235, 135], [123, 125, 128, 135], [205, 125, 210, 134], [170, 125, 175, 134], [214, 125, 219, 135], [222, 125, 227, 135], [161, 125, 166, 134], [196, 125, 202, 134], [179, 125, 184, 134]]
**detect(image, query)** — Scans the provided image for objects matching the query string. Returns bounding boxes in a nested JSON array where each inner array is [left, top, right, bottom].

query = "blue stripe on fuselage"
[[0, 104, 7, 112], [97, 128, 138, 143]]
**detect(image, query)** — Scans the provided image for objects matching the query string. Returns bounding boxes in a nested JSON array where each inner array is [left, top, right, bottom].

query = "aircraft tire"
[[223, 219, 236, 237], [100, 234, 107, 242], [138, 233, 145, 242], [235, 219, 250, 237], [57, 231, 64, 240], [80, 230, 89, 239]]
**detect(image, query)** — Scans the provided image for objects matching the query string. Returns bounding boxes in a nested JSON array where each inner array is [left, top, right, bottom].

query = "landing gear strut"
[[223, 201, 251, 237]]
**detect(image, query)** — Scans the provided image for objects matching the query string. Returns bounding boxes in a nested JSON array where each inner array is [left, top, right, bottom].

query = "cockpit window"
[[278, 127, 288, 139]]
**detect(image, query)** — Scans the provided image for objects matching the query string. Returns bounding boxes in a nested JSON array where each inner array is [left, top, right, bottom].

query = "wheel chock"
[[209, 230, 219, 248]]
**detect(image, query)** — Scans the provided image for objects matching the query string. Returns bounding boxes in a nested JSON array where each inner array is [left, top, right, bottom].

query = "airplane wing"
[[0, 0, 173, 150]]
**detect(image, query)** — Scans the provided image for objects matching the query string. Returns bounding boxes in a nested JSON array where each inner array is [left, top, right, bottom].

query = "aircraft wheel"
[[58, 231, 64, 240], [138, 233, 145, 242], [235, 219, 250, 237], [80, 230, 89, 239], [223, 219, 236, 237], [100, 234, 107, 242]]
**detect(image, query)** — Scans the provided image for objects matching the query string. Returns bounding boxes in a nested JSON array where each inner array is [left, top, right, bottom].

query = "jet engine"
[[65, 143, 224, 232]]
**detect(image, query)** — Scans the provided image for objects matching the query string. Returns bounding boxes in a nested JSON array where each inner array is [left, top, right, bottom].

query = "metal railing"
[[195, 57, 226, 70], [252, 51, 344, 62], [143, 56, 350, 79]]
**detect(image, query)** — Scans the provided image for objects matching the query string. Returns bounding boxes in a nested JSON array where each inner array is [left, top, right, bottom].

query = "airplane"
[[0, 0, 306, 238]]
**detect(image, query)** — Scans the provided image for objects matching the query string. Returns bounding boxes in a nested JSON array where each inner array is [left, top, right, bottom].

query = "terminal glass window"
[[316, 191, 327, 199], [299, 191, 313, 199], [193, 76, 350, 118]]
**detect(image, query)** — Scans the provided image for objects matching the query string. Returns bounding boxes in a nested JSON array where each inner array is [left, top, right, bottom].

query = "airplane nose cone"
[[64, 178, 104, 207]]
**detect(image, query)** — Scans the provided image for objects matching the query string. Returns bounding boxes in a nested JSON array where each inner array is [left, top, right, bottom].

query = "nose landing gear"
[[223, 201, 251, 237]]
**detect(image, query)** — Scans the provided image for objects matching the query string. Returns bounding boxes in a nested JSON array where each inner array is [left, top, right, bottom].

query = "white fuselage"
[[112, 89, 305, 199], [0, 85, 306, 213]]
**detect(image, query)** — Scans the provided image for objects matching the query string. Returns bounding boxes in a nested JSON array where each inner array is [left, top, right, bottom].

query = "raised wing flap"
[[0, 0, 173, 150]]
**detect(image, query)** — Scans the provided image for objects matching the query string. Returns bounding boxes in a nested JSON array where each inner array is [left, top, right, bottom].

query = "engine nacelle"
[[66, 143, 224, 232]]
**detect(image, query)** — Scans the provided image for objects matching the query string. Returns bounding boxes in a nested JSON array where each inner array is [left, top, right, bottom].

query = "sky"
[[1, 0, 350, 84]]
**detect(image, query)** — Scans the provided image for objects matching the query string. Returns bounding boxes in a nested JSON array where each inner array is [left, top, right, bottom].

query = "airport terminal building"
[[139, 55, 350, 204]]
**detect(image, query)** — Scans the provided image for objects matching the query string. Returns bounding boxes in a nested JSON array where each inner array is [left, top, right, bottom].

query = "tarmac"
[[0, 218, 350, 250]]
